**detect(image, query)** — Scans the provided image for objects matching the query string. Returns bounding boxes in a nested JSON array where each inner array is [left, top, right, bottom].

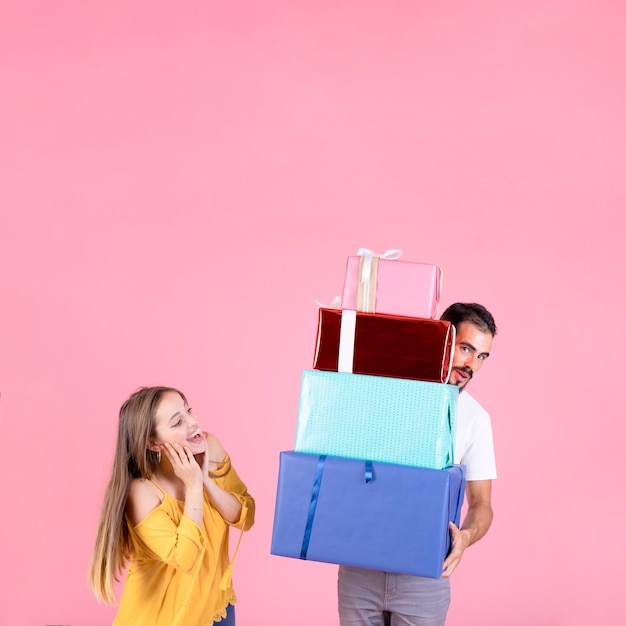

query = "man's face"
[[448, 322, 493, 389]]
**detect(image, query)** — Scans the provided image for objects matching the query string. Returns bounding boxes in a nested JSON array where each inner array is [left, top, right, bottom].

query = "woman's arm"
[[125, 460, 206, 573], [200, 433, 244, 523]]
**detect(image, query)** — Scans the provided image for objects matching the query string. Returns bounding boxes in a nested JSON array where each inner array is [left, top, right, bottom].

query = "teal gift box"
[[294, 369, 457, 470]]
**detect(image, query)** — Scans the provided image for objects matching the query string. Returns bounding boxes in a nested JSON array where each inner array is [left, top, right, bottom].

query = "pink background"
[[1, 1, 624, 624]]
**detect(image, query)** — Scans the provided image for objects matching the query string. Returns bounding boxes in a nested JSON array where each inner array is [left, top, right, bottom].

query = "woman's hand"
[[161, 442, 203, 490], [162, 441, 205, 527], [198, 432, 226, 476], [197, 434, 211, 478]]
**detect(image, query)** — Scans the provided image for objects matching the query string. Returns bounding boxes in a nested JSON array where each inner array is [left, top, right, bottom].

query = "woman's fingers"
[[163, 443, 191, 463]]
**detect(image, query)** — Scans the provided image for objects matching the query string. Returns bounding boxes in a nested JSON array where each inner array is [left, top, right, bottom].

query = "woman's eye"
[[173, 419, 182, 427], [187, 407, 193, 414]]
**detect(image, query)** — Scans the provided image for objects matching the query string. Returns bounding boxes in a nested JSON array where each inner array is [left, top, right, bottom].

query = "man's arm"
[[441, 479, 493, 578]]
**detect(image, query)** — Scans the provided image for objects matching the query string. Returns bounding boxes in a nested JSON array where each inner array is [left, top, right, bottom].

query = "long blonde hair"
[[88, 386, 187, 604]]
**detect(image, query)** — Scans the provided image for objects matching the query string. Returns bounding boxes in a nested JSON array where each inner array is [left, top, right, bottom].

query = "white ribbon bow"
[[314, 248, 403, 311], [356, 248, 403, 284]]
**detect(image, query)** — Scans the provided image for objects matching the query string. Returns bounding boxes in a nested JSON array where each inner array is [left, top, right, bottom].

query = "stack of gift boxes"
[[271, 249, 466, 578]]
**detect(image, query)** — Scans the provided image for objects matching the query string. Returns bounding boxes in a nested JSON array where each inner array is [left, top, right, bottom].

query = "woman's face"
[[149, 390, 205, 454]]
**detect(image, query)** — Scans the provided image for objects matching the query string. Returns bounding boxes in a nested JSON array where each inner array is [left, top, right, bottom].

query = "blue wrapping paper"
[[295, 369, 457, 470], [271, 451, 466, 578]]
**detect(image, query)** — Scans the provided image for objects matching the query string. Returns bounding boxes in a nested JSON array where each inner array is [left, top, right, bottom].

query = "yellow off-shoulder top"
[[114, 456, 255, 626]]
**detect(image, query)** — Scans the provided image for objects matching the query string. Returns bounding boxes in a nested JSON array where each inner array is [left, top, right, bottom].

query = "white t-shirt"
[[453, 390, 497, 481]]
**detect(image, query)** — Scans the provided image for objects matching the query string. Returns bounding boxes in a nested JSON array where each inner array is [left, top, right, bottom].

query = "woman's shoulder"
[[125, 477, 165, 526]]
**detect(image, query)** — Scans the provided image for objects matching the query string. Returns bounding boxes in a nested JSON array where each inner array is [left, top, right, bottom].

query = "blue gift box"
[[271, 451, 466, 578], [295, 369, 457, 470]]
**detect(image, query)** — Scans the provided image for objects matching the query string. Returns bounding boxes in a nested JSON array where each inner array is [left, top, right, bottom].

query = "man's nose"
[[462, 353, 476, 370]]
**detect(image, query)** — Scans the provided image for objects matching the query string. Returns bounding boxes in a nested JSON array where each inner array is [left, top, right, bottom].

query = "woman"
[[89, 386, 255, 625]]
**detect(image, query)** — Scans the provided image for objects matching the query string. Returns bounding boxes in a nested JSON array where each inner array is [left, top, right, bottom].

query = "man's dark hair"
[[440, 302, 497, 336]]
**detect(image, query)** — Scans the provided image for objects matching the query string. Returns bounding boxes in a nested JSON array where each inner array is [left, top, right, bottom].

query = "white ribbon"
[[356, 248, 402, 313], [337, 310, 357, 372], [315, 249, 402, 312], [314, 296, 342, 309], [356, 247, 403, 284]]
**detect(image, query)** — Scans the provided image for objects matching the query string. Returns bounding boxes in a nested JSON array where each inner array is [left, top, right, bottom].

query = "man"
[[338, 302, 498, 626]]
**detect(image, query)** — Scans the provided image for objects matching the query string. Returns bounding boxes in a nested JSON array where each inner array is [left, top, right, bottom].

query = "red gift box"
[[313, 308, 456, 384]]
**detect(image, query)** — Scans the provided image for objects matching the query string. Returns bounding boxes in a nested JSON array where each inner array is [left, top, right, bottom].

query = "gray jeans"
[[338, 566, 450, 626]]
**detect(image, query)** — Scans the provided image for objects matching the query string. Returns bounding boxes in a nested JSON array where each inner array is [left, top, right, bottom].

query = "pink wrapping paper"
[[341, 252, 442, 319]]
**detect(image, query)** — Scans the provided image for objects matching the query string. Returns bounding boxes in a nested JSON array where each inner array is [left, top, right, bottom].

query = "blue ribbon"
[[300, 455, 326, 559], [300, 457, 374, 559]]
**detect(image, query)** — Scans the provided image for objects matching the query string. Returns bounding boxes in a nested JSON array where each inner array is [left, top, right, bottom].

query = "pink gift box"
[[341, 249, 442, 319]]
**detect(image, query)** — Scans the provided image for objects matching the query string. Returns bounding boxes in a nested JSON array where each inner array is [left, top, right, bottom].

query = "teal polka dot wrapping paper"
[[294, 370, 458, 470]]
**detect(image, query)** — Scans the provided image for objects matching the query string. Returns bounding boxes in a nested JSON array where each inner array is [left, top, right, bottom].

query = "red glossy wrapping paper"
[[313, 308, 455, 384]]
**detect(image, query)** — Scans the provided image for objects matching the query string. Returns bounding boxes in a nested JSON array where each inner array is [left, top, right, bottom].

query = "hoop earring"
[[156, 450, 161, 464]]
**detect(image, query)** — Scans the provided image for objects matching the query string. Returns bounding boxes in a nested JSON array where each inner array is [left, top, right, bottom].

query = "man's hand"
[[440, 479, 493, 578], [441, 521, 471, 578]]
